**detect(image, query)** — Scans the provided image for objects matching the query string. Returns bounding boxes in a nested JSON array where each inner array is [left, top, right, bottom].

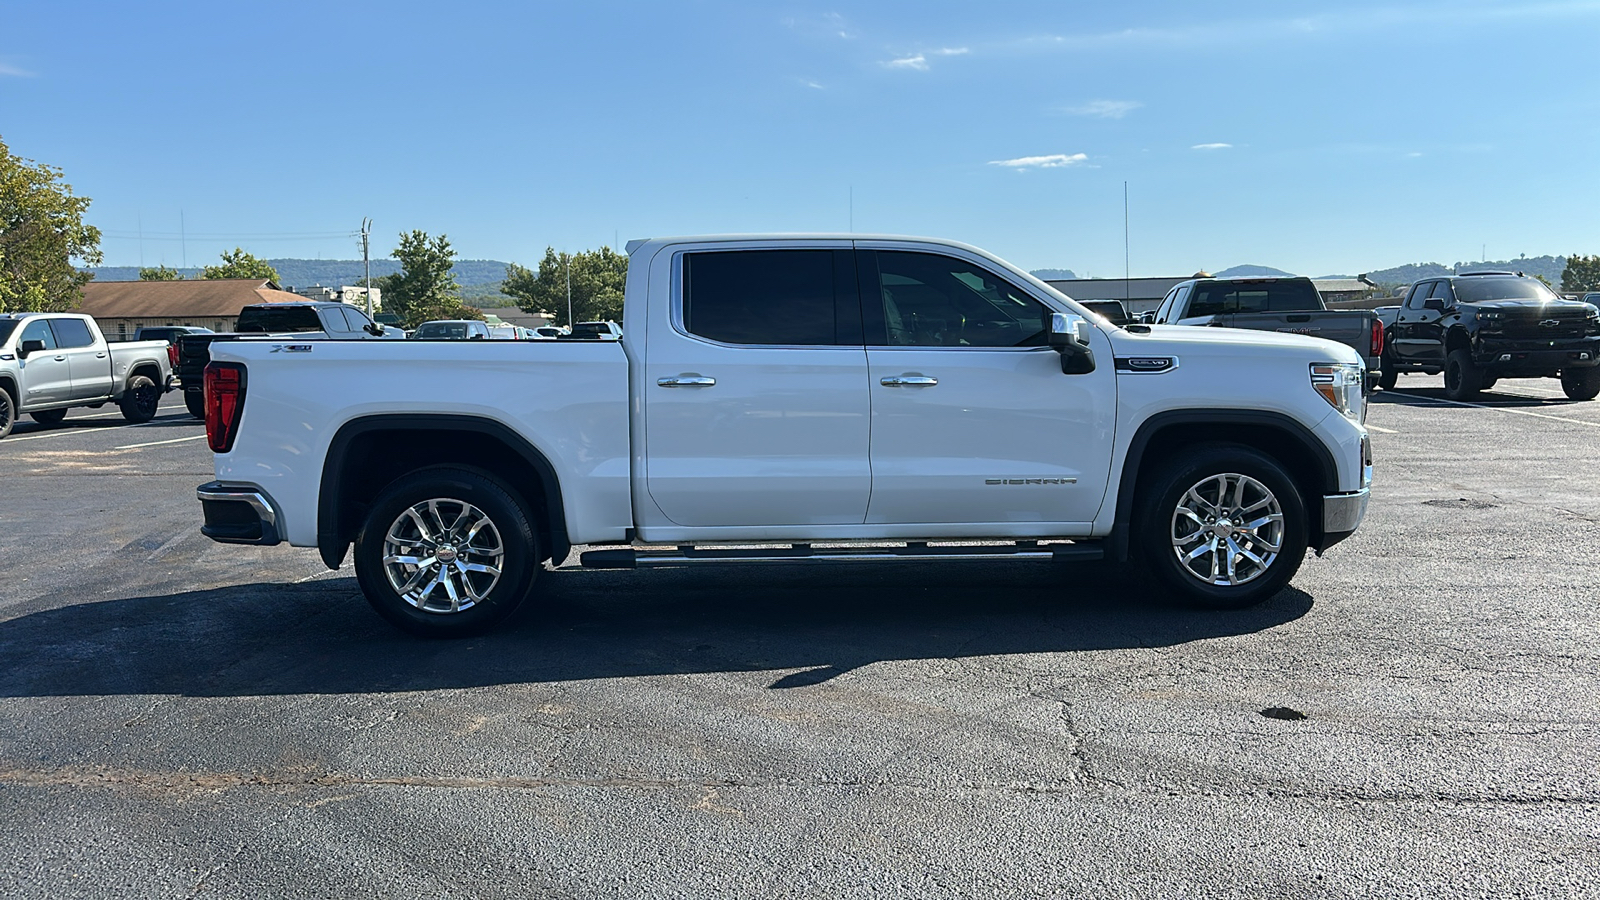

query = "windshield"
[[0, 320, 17, 346], [1453, 277, 1559, 303], [1186, 280, 1322, 317], [415, 323, 470, 339], [235, 307, 324, 333]]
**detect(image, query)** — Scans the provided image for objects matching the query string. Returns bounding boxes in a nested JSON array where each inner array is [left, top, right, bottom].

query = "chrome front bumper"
[[1317, 488, 1369, 551]]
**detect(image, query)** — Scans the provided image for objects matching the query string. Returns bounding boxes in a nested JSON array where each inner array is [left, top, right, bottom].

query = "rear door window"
[[49, 318, 96, 349], [681, 249, 860, 346]]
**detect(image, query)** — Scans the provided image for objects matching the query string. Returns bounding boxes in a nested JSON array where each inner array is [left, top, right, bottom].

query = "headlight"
[[1311, 362, 1365, 422]]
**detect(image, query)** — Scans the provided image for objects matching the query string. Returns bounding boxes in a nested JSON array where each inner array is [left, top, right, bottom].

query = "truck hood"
[[1106, 324, 1363, 365], [1464, 299, 1593, 313]]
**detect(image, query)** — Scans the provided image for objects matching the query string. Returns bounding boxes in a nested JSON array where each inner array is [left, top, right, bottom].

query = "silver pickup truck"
[[1145, 277, 1384, 385], [0, 312, 172, 439]]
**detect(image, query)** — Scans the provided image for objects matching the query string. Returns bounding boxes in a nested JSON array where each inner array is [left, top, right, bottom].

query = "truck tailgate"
[[1215, 310, 1377, 360]]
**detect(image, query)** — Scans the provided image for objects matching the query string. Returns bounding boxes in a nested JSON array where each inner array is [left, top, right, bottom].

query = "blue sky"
[[4, 1, 1597, 277]]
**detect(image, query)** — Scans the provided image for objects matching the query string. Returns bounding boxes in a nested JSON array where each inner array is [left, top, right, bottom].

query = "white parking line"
[[1388, 390, 1600, 429], [113, 434, 209, 450], [1365, 424, 1399, 434], [1, 412, 194, 445]]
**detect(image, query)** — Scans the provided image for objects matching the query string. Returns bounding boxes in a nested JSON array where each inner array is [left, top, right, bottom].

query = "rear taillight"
[[1370, 319, 1385, 357], [204, 363, 247, 453], [167, 343, 179, 368]]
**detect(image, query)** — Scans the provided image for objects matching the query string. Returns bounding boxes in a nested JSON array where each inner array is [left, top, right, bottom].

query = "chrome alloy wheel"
[[381, 498, 505, 614], [1170, 472, 1285, 587]]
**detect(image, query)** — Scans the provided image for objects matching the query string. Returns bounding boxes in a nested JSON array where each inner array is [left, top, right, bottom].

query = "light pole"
[[565, 253, 573, 330]]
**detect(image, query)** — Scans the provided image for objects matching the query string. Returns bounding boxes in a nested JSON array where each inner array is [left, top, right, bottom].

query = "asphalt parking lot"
[[1, 378, 1596, 899]]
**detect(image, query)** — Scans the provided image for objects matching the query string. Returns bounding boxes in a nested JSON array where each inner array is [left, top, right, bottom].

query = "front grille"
[[1497, 313, 1588, 340]]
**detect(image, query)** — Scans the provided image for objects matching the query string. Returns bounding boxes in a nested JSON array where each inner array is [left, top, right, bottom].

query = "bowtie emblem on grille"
[[1539, 319, 1561, 327]]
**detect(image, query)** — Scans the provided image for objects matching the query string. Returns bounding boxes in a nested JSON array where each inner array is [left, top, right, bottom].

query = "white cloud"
[[799, 78, 825, 90], [881, 47, 968, 71], [988, 153, 1089, 170], [1191, 143, 1233, 150], [883, 54, 929, 70], [0, 61, 34, 77], [1061, 99, 1142, 119]]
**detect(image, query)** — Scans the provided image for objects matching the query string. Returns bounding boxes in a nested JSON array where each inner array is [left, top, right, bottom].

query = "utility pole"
[[361, 218, 373, 317], [565, 253, 573, 329], [1123, 181, 1130, 302]]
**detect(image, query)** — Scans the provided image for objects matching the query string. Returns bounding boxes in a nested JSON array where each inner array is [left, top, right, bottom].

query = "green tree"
[[139, 265, 183, 280], [1561, 254, 1600, 293], [0, 136, 102, 313], [502, 246, 627, 328], [385, 230, 481, 327], [202, 247, 280, 284]]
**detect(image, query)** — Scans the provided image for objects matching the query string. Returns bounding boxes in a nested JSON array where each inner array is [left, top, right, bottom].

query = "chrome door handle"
[[880, 375, 937, 387], [95, 352, 107, 358], [53, 355, 66, 361], [657, 375, 716, 387]]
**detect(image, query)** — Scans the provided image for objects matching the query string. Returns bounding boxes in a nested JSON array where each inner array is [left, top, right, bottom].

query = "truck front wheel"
[[0, 389, 14, 439], [353, 466, 540, 637], [1443, 349, 1482, 401], [1560, 367, 1600, 401], [1136, 445, 1308, 609], [119, 375, 159, 423]]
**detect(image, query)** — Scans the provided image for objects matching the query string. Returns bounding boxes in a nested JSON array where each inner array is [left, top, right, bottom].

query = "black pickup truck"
[[1378, 272, 1600, 400], [177, 301, 400, 417]]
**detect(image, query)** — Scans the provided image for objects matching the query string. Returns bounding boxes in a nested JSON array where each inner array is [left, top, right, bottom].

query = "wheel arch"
[[128, 361, 163, 385], [1445, 326, 1473, 355], [1109, 409, 1338, 562], [317, 414, 570, 570]]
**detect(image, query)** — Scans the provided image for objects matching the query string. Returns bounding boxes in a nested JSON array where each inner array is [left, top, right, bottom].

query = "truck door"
[[1393, 281, 1448, 364], [856, 247, 1116, 528], [51, 317, 115, 400], [642, 246, 872, 527], [15, 319, 72, 406]]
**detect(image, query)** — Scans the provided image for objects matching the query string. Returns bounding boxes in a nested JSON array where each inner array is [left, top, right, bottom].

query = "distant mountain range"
[[90, 258, 518, 304], [91, 254, 1574, 303]]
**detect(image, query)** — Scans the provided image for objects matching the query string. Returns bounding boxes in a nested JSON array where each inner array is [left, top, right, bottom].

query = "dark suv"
[[1380, 272, 1600, 400]]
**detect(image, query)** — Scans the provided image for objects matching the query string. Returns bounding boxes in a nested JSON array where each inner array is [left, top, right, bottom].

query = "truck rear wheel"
[[185, 388, 205, 419], [353, 466, 539, 637], [119, 375, 159, 423], [1561, 367, 1600, 401], [0, 389, 14, 440], [1136, 444, 1308, 609], [31, 409, 67, 427], [1443, 349, 1482, 401]]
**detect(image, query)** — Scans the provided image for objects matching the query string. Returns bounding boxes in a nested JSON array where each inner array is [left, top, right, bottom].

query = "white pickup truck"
[[196, 235, 1372, 636], [0, 312, 172, 439]]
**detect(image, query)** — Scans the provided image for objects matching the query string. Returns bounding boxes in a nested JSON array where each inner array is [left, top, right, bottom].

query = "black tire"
[[0, 388, 14, 440], [353, 466, 539, 637], [185, 388, 205, 419], [1560, 367, 1600, 401], [1136, 444, 1308, 610], [1376, 366, 1397, 391], [30, 408, 68, 427], [1443, 349, 1482, 401], [119, 375, 159, 423]]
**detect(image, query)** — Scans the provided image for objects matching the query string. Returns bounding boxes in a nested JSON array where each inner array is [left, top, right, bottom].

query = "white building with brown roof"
[[78, 279, 311, 339]]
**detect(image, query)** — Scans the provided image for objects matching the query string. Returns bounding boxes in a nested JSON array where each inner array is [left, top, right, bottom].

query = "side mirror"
[[1423, 297, 1445, 312], [1139, 311, 1157, 325], [469, 333, 485, 341], [1047, 312, 1096, 374], [18, 339, 46, 359], [364, 323, 385, 336]]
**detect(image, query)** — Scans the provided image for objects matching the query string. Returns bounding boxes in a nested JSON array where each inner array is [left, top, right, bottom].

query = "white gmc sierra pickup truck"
[[196, 235, 1372, 637]]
